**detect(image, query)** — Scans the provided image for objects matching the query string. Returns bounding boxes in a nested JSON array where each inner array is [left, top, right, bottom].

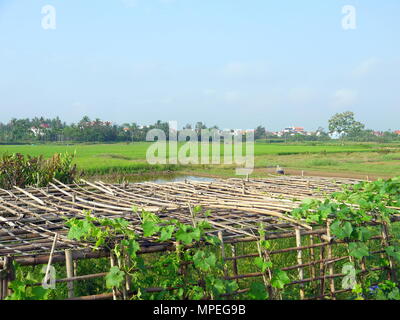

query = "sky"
[[0, 0, 399, 131]]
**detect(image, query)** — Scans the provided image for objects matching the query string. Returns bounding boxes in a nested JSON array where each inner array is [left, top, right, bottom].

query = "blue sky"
[[0, 0, 399, 131]]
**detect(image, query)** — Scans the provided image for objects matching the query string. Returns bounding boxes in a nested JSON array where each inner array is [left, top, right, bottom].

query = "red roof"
[[395, 130, 400, 135]]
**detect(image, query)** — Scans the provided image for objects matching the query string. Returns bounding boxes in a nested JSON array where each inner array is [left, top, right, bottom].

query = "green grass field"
[[1, 142, 400, 178]]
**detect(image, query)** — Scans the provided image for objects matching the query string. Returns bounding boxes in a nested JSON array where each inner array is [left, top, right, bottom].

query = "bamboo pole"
[[65, 249, 75, 298], [326, 220, 336, 300], [309, 235, 316, 281], [0, 258, 4, 300], [1, 256, 12, 298], [319, 236, 326, 298], [110, 254, 118, 301], [218, 232, 228, 278], [295, 228, 305, 300], [231, 244, 239, 283], [380, 220, 397, 282]]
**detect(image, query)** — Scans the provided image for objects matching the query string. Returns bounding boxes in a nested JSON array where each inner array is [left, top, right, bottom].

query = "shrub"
[[0, 152, 77, 189]]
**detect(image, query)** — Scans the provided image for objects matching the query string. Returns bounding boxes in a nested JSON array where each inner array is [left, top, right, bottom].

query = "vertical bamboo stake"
[[125, 254, 132, 293], [218, 232, 228, 278], [73, 260, 78, 277], [319, 236, 326, 298], [256, 233, 275, 300], [117, 255, 127, 301], [0, 258, 4, 300], [326, 220, 336, 300], [110, 253, 118, 300], [2, 256, 11, 298], [65, 249, 75, 298], [309, 235, 316, 281], [231, 244, 239, 283], [381, 221, 397, 282], [295, 228, 305, 300]]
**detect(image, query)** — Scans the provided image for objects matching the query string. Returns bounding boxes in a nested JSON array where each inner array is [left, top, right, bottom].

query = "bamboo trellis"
[[0, 175, 396, 300]]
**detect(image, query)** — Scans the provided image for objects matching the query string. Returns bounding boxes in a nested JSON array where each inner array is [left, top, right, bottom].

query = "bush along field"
[[0, 152, 77, 189], [5, 177, 400, 300]]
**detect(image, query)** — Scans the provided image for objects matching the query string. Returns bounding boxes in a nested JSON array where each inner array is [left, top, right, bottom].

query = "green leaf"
[[331, 220, 353, 240], [248, 282, 268, 300], [193, 251, 208, 271], [67, 219, 94, 240], [142, 221, 159, 237], [212, 279, 225, 294], [175, 229, 193, 245], [190, 228, 201, 242], [254, 257, 272, 273], [385, 246, 400, 263], [356, 227, 373, 242], [204, 253, 217, 268], [343, 222, 354, 238], [126, 239, 140, 258], [271, 270, 290, 289], [105, 266, 125, 289], [349, 242, 370, 260], [159, 225, 175, 242]]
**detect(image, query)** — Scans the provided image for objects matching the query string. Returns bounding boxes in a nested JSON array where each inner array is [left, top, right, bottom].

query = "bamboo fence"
[[0, 175, 397, 300]]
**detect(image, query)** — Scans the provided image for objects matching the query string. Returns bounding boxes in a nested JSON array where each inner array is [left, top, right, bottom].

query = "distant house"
[[293, 127, 305, 134], [232, 129, 255, 136], [39, 123, 50, 129], [395, 130, 400, 135], [281, 126, 306, 136], [373, 131, 384, 137], [30, 126, 47, 137]]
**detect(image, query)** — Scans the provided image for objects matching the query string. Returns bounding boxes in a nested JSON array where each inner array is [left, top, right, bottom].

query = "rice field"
[[0, 142, 399, 178]]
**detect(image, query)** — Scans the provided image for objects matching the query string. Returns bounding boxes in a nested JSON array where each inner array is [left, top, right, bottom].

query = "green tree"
[[255, 126, 266, 140], [328, 111, 365, 140]]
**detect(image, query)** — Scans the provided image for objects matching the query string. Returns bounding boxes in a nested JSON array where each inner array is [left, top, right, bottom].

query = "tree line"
[[0, 112, 398, 144]]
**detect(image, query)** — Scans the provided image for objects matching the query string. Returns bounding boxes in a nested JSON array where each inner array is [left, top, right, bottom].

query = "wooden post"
[[116, 255, 127, 301], [319, 236, 326, 299], [309, 235, 316, 280], [218, 232, 228, 278], [0, 258, 4, 300], [73, 260, 78, 277], [110, 254, 118, 301], [381, 221, 397, 282], [295, 228, 305, 300], [326, 220, 336, 300], [65, 249, 75, 298], [231, 244, 239, 283], [1, 256, 13, 299]]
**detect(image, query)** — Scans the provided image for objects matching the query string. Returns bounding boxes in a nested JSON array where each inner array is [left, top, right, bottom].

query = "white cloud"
[[159, 0, 177, 4], [223, 91, 241, 103], [122, 0, 176, 7], [353, 58, 381, 77], [121, 0, 138, 8], [288, 87, 317, 104], [203, 89, 217, 97], [332, 89, 358, 108], [221, 61, 269, 79]]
